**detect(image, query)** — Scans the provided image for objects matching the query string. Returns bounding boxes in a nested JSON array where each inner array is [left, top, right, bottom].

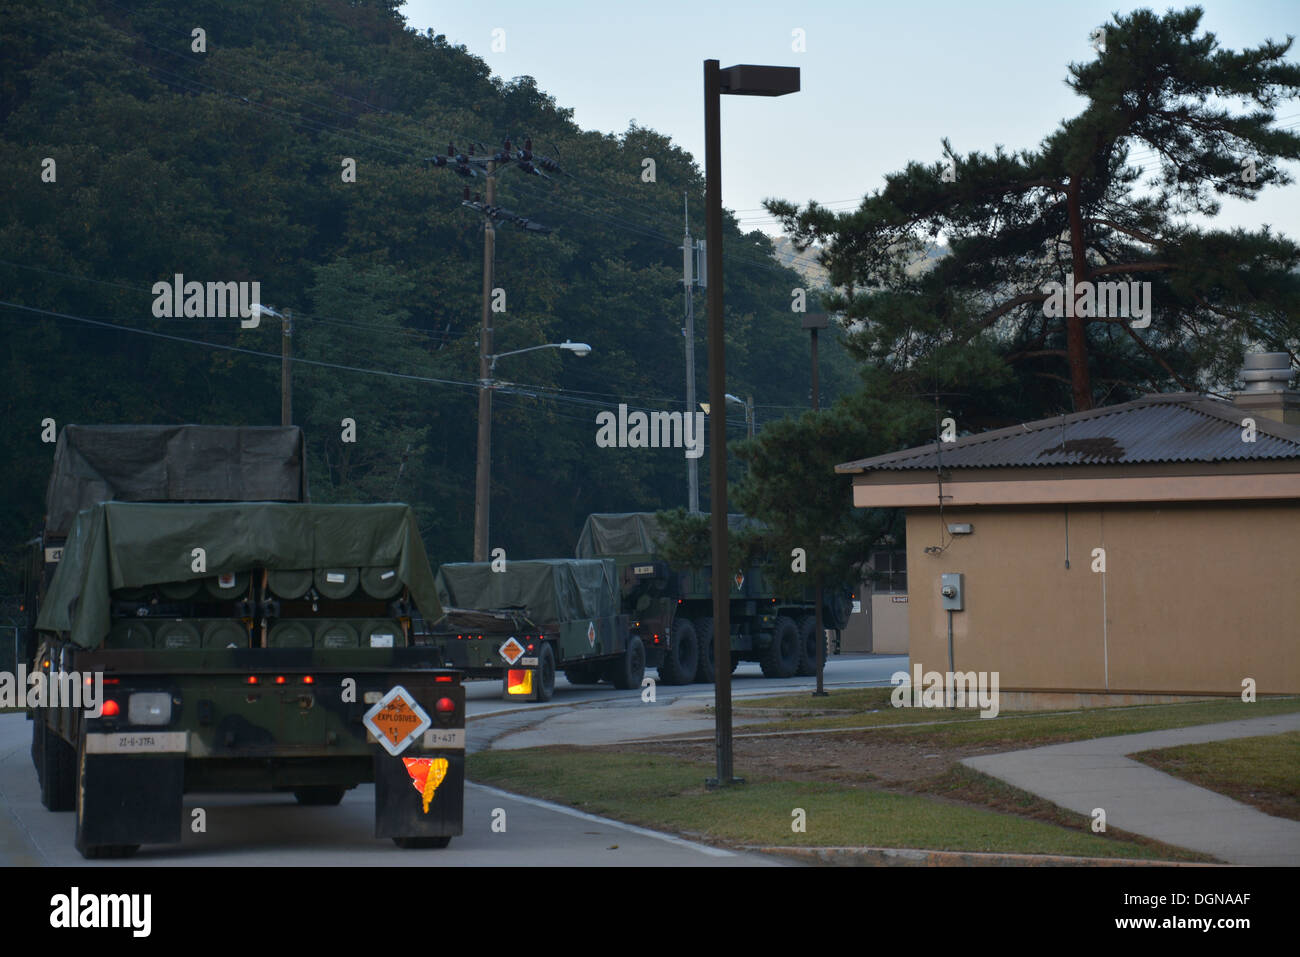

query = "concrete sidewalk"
[[962, 712, 1300, 866]]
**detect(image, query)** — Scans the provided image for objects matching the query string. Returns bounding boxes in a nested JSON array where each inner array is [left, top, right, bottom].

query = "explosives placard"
[[362, 686, 432, 757]]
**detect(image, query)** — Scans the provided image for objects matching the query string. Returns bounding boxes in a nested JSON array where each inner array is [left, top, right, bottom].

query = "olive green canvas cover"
[[574, 512, 753, 559], [45, 425, 308, 538], [38, 502, 440, 648], [434, 559, 618, 624]]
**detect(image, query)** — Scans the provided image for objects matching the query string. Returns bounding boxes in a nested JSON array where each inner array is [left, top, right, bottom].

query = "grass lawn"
[[1131, 731, 1300, 821], [728, 688, 1300, 748], [469, 745, 1213, 861]]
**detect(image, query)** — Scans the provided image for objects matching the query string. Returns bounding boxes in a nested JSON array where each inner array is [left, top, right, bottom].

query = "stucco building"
[[836, 355, 1300, 701]]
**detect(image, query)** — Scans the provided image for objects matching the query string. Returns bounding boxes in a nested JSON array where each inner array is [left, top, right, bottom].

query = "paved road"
[[0, 714, 775, 866], [963, 712, 1300, 866], [465, 653, 906, 718], [0, 656, 899, 865]]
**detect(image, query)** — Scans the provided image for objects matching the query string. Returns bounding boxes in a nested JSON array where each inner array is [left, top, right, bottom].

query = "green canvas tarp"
[[574, 512, 754, 559], [37, 502, 440, 648], [45, 425, 308, 538], [435, 559, 618, 624]]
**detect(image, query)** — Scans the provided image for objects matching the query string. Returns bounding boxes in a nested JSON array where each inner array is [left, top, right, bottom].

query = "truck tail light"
[[301, 675, 314, 684], [435, 676, 453, 683], [435, 697, 455, 715], [275, 676, 286, 685], [101, 699, 121, 717], [247, 676, 259, 685]]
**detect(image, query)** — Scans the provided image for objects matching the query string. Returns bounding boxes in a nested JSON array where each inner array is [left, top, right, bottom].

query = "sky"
[[400, 0, 1300, 241]]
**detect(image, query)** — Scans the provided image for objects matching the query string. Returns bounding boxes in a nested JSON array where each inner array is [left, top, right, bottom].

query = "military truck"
[[22, 426, 464, 857], [575, 512, 852, 685], [420, 558, 643, 701]]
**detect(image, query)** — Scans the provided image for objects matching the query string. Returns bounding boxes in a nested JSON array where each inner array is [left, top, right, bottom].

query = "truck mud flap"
[[77, 752, 184, 848], [374, 751, 464, 840]]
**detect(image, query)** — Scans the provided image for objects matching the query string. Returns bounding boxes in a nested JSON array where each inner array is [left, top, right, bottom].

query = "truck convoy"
[[415, 511, 852, 698], [22, 425, 464, 858], [423, 558, 643, 701], [576, 513, 852, 685]]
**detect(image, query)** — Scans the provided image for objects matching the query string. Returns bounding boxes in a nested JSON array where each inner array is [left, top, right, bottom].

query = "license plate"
[[421, 728, 465, 750], [520, 656, 538, 666], [45, 547, 63, 563], [633, 565, 654, 575], [84, 731, 188, 754]]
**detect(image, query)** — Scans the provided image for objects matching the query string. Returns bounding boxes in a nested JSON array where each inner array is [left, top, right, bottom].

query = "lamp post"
[[251, 303, 291, 426], [704, 60, 799, 789], [475, 340, 591, 560], [803, 312, 829, 697]]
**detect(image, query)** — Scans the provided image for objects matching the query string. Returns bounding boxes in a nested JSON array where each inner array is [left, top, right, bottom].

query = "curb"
[[742, 845, 1222, 867]]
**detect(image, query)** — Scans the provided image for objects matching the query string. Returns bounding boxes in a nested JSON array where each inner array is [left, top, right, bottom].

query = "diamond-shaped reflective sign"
[[499, 637, 525, 665], [587, 621, 596, 648], [363, 686, 432, 757]]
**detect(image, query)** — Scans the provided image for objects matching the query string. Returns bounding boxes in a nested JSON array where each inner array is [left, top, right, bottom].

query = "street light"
[[474, 340, 592, 561], [802, 312, 830, 697], [704, 60, 799, 789], [250, 303, 292, 426], [724, 393, 754, 439]]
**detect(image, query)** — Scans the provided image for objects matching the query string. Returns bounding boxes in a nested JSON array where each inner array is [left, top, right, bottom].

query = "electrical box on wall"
[[940, 573, 964, 611]]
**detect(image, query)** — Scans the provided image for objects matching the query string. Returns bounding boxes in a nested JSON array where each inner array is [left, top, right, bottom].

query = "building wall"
[[905, 501, 1300, 695], [870, 594, 909, 654]]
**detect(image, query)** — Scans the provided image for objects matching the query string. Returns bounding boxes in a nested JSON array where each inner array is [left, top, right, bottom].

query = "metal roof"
[[837, 393, 1300, 473]]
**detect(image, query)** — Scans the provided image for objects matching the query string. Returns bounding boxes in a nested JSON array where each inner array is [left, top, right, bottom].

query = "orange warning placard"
[[362, 686, 432, 757]]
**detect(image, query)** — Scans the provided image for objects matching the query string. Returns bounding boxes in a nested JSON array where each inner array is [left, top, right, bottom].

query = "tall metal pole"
[[280, 311, 293, 426], [472, 164, 497, 562], [684, 193, 700, 513], [704, 59, 736, 787], [811, 324, 827, 696]]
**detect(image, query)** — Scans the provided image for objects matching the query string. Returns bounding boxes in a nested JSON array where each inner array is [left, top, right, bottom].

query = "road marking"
[[466, 782, 735, 858]]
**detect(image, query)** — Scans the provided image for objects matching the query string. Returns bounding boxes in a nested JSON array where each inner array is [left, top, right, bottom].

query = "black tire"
[[795, 615, 819, 677], [563, 664, 600, 685], [74, 733, 140, 860], [293, 787, 346, 806], [759, 616, 800, 679], [610, 636, 646, 690], [536, 643, 556, 702], [694, 617, 716, 683], [657, 618, 698, 685], [40, 720, 76, 812], [393, 835, 452, 849]]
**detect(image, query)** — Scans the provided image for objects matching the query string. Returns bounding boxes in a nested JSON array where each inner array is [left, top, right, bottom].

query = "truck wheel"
[[293, 787, 346, 806], [40, 721, 76, 812], [759, 616, 800, 679], [393, 835, 452, 849], [563, 664, 599, 685], [657, 619, 698, 685], [74, 735, 139, 860], [795, 615, 818, 676], [537, 644, 557, 702], [694, 617, 716, 683], [610, 636, 646, 690]]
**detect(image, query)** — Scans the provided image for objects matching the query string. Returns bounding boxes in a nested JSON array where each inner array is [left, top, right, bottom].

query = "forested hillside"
[[0, 0, 857, 590]]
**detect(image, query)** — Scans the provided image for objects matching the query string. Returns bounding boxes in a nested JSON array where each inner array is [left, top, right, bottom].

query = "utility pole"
[[472, 163, 496, 562], [804, 312, 829, 697], [683, 193, 700, 513], [280, 310, 293, 426]]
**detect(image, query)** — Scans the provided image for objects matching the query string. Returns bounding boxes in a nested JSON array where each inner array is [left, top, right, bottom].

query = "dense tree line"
[[0, 0, 858, 591]]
